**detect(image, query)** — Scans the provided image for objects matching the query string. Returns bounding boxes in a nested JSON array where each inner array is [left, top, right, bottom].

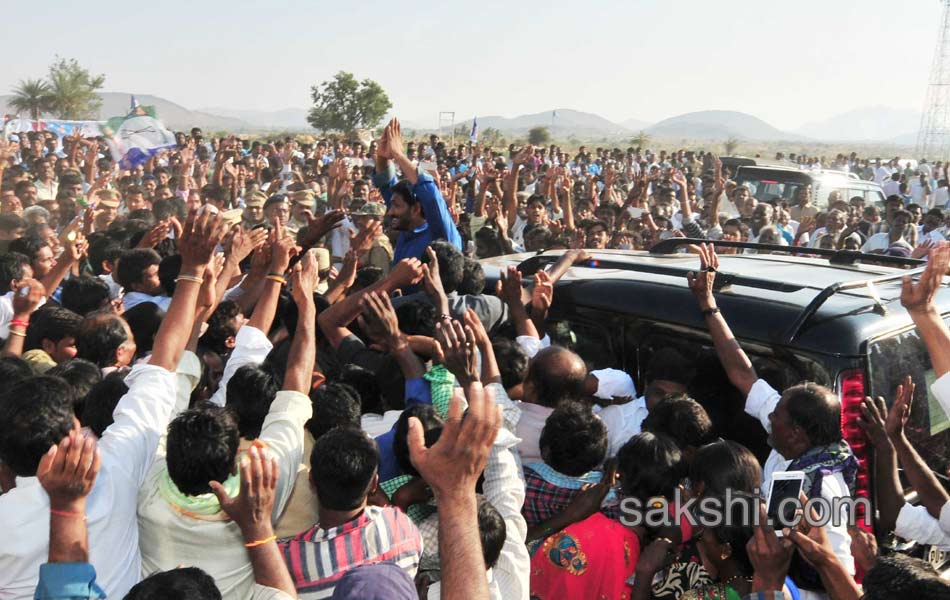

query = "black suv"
[[481, 240, 950, 570]]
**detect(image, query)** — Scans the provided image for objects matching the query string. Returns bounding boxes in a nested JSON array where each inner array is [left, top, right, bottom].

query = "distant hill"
[[797, 106, 921, 142], [0, 92, 256, 131], [646, 110, 806, 142], [197, 106, 310, 131], [459, 109, 633, 136]]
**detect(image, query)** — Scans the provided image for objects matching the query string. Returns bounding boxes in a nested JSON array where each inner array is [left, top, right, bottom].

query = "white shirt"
[[209, 325, 274, 408], [895, 503, 950, 548], [882, 180, 901, 198], [935, 187, 950, 209], [0, 361, 184, 599], [861, 232, 911, 254], [919, 227, 946, 245], [596, 396, 649, 457], [428, 386, 530, 600], [745, 380, 855, 580], [875, 166, 893, 185], [137, 387, 311, 600], [0, 291, 47, 339]]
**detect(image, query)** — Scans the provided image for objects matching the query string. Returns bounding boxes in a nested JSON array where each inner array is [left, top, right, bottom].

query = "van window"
[[868, 326, 950, 478], [547, 307, 621, 371], [633, 323, 831, 463]]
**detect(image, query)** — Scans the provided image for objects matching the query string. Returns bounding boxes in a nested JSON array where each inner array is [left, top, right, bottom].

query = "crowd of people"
[[0, 117, 949, 599]]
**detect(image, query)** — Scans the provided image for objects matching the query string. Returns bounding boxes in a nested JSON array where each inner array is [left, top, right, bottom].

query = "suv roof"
[[482, 245, 948, 356]]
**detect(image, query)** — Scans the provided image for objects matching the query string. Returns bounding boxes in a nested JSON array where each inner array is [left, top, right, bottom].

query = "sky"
[[0, 0, 943, 131]]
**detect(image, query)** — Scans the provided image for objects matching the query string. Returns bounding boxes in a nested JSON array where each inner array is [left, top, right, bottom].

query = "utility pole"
[[917, 1, 950, 160]]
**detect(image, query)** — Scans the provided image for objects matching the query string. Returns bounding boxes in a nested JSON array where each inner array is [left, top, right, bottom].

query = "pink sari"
[[530, 513, 641, 600]]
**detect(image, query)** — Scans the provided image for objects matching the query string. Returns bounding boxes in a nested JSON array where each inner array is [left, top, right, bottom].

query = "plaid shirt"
[[279, 505, 422, 599], [522, 463, 606, 527]]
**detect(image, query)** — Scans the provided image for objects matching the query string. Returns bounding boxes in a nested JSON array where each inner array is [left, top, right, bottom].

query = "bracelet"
[[50, 508, 86, 520], [437, 313, 452, 321], [653, 536, 675, 546], [701, 307, 720, 318], [266, 271, 286, 278], [265, 275, 287, 285], [175, 275, 204, 285], [244, 534, 277, 548], [10, 319, 29, 329], [7, 330, 25, 338]]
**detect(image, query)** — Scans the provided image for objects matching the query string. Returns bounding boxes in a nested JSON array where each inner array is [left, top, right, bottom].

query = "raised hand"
[[686, 243, 719, 309], [858, 396, 891, 449], [885, 375, 915, 441], [532, 270, 554, 315], [12, 278, 46, 317], [299, 209, 346, 247], [290, 249, 319, 305], [135, 220, 172, 250], [350, 222, 382, 256], [496, 265, 524, 307], [270, 219, 300, 275], [435, 318, 479, 386], [387, 258, 425, 290], [901, 242, 950, 314], [178, 209, 228, 272], [37, 430, 101, 513], [360, 290, 402, 344], [210, 445, 279, 542], [228, 226, 268, 264]]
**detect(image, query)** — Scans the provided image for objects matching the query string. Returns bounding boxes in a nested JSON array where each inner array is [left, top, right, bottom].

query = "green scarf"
[[158, 467, 240, 521], [424, 364, 455, 419]]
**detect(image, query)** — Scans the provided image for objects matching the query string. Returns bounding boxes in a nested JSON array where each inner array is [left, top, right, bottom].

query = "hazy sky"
[[0, 0, 942, 130]]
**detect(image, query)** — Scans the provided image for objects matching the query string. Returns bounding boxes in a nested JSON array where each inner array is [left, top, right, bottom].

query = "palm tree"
[[631, 131, 651, 149], [9, 79, 52, 120]]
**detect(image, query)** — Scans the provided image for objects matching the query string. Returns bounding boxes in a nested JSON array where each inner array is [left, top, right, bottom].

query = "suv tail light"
[[839, 369, 872, 533]]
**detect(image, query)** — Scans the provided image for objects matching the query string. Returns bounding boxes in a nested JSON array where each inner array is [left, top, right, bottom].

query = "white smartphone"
[[627, 206, 644, 219], [766, 471, 805, 536]]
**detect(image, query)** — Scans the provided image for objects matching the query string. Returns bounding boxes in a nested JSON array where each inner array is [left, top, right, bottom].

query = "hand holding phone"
[[766, 470, 805, 536]]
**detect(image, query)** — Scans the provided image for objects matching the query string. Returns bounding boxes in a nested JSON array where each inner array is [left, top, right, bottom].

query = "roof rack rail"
[[781, 266, 927, 343], [649, 238, 926, 268]]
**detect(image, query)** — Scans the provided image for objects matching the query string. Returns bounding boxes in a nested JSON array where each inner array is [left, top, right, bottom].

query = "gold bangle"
[[244, 534, 277, 548], [175, 275, 204, 285], [7, 330, 26, 337], [265, 275, 286, 285]]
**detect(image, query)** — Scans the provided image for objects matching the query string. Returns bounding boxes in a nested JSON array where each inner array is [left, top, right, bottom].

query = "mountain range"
[[0, 91, 921, 145]]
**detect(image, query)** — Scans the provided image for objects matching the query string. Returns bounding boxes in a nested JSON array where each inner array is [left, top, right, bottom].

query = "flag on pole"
[[102, 110, 175, 170], [470, 117, 478, 142], [128, 95, 153, 118]]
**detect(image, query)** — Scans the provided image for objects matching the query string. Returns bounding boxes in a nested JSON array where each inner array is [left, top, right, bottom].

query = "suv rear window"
[[869, 325, 950, 479]]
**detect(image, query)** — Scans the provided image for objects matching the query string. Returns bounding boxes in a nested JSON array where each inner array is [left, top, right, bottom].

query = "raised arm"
[[387, 118, 418, 186], [497, 266, 538, 339], [247, 220, 295, 336], [283, 251, 318, 394], [859, 395, 905, 533], [687, 244, 758, 396], [903, 244, 950, 379], [150, 210, 227, 371]]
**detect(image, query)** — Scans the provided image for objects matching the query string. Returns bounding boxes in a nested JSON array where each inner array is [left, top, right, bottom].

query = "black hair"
[[85, 236, 122, 276], [423, 240, 465, 293], [339, 364, 385, 414], [392, 180, 417, 207], [24, 306, 82, 350], [226, 365, 279, 439], [8, 235, 48, 263], [477, 495, 507, 570], [153, 197, 187, 222], [540, 401, 608, 476], [0, 376, 74, 476], [862, 554, 950, 599], [125, 567, 222, 600], [0, 213, 26, 232], [394, 300, 438, 338], [59, 172, 83, 187], [123, 302, 166, 360], [783, 383, 842, 447], [617, 432, 685, 502], [393, 405, 443, 478], [60, 275, 111, 316], [458, 258, 486, 295], [309, 427, 380, 511], [0, 252, 29, 287], [689, 440, 761, 498], [492, 338, 529, 390], [645, 347, 696, 386], [200, 301, 242, 356], [166, 404, 240, 495], [352, 266, 384, 292], [47, 358, 102, 417], [79, 371, 128, 437], [115, 248, 161, 289], [76, 312, 130, 368], [307, 382, 362, 441], [0, 356, 33, 385], [158, 253, 183, 296], [641, 394, 715, 452]]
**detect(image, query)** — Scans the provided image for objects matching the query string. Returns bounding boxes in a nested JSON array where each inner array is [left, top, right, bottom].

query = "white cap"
[[591, 368, 637, 401]]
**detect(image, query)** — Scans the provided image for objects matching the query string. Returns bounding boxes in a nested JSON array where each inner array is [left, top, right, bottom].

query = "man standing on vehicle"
[[687, 244, 857, 600]]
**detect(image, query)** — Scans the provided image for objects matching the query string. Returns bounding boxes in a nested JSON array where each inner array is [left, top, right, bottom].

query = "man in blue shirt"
[[371, 118, 462, 263]]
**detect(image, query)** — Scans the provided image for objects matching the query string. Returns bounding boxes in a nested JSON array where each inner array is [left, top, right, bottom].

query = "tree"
[[528, 126, 551, 145], [631, 131, 651, 149], [480, 127, 503, 147], [723, 136, 741, 156], [9, 79, 52, 121], [307, 71, 392, 134], [45, 57, 105, 120]]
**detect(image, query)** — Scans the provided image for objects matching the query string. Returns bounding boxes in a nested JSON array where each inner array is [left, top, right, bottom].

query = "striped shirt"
[[279, 505, 423, 599]]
